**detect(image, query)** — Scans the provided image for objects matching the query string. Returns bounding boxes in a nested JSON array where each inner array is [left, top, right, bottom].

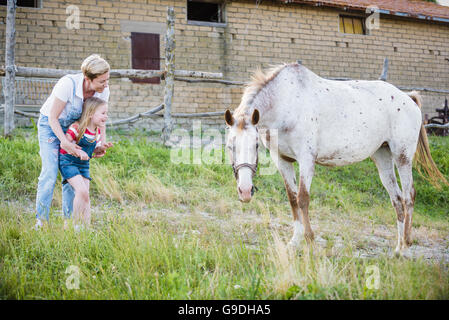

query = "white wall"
[[437, 0, 449, 7]]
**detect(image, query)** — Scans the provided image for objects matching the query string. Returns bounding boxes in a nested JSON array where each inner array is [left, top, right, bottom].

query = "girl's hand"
[[92, 150, 105, 158], [60, 140, 82, 157], [92, 142, 113, 158], [104, 142, 113, 150], [78, 150, 90, 161]]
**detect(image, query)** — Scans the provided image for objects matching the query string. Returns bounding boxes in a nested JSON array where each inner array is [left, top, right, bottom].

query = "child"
[[59, 97, 112, 230]]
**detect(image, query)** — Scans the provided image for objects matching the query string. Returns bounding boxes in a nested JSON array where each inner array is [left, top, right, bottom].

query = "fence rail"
[[424, 123, 449, 129], [3, 60, 448, 131], [0, 66, 222, 81]]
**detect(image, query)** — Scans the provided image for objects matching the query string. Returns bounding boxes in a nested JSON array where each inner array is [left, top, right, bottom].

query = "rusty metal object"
[[426, 98, 449, 136]]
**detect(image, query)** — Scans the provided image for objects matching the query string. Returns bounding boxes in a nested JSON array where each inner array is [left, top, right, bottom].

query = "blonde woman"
[[35, 54, 111, 229], [59, 97, 112, 230]]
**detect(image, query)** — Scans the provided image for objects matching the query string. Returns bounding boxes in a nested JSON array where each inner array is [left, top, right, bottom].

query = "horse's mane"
[[234, 63, 292, 118]]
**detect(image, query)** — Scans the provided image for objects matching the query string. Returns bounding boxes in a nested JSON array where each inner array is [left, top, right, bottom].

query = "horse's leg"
[[371, 146, 405, 255], [394, 156, 416, 250], [297, 157, 315, 243], [386, 139, 417, 252], [271, 156, 304, 247]]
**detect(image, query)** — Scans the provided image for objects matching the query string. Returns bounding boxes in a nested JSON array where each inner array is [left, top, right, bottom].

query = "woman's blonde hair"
[[76, 97, 107, 143], [81, 54, 110, 80]]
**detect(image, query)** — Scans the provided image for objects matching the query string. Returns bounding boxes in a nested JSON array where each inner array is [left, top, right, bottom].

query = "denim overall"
[[59, 129, 98, 183], [36, 75, 82, 221]]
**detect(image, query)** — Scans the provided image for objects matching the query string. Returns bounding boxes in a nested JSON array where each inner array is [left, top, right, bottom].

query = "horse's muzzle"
[[238, 186, 257, 203], [251, 185, 258, 195]]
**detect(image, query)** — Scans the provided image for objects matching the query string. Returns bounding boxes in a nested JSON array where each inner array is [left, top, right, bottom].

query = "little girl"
[[59, 97, 112, 230]]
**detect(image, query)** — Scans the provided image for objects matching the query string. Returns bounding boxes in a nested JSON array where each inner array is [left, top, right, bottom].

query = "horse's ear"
[[225, 109, 234, 126], [252, 109, 260, 125]]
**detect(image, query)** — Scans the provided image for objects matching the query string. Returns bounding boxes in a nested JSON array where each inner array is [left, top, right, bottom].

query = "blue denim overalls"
[[36, 75, 82, 221], [59, 128, 98, 183]]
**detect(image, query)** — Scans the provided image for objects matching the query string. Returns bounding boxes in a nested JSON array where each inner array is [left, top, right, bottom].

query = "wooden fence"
[[1, 4, 227, 143]]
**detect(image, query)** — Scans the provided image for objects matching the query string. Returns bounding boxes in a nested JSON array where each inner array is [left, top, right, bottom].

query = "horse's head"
[[225, 109, 259, 203]]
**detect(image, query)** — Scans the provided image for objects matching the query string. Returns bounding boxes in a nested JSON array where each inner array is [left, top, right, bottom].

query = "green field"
[[0, 128, 448, 299]]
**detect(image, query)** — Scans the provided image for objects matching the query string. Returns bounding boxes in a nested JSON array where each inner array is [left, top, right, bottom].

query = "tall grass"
[[1, 203, 447, 299], [0, 128, 448, 299], [1, 129, 447, 217]]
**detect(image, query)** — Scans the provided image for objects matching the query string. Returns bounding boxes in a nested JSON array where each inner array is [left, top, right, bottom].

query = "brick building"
[[0, 0, 448, 130]]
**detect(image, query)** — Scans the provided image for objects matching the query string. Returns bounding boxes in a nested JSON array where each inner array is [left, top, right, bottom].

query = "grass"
[[0, 128, 448, 299]]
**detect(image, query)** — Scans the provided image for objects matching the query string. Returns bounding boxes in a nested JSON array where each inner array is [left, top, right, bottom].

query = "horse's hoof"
[[287, 241, 303, 256], [287, 240, 301, 252], [305, 232, 315, 244], [404, 237, 413, 248], [287, 240, 299, 248], [395, 244, 411, 258]]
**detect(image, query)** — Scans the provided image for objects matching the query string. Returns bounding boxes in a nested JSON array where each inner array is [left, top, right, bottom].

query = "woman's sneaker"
[[74, 224, 84, 233], [34, 218, 44, 230]]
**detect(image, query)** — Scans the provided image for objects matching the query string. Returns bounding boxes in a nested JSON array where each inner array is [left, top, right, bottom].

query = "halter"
[[232, 161, 258, 180], [231, 140, 259, 195]]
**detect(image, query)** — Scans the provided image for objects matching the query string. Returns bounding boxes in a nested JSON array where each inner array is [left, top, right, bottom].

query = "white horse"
[[225, 62, 448, 255]]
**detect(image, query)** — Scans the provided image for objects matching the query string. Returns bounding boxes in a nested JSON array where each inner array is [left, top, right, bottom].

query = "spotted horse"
[[224, 62, 448, 256]]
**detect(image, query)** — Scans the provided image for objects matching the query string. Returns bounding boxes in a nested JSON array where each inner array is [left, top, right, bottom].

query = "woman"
[[35, 54, 111, 229]]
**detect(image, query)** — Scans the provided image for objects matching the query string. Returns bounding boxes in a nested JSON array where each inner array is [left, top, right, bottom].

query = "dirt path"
[[11, 199, 449, 264], [146, 205, 449, 264]]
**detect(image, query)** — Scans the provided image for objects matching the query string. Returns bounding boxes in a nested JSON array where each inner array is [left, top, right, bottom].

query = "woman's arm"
[[63, 123, 88, 160], [48, 97, 83, 157]]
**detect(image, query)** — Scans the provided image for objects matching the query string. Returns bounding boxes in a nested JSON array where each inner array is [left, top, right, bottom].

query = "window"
[[0, 0, 40, 8], [187, 0, 225, 25], [339, 15, 366, 34], [131, 32, 161, 84]]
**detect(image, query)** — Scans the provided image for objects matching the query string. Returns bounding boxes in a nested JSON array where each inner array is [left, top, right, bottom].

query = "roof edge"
[[282, 0, 449, 24]]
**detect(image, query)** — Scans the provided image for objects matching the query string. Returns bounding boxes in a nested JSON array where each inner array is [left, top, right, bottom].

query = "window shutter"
[[343, 17, 354, 34], [352, 18, 364, 34], [339, 16, 345, 33], [131, 32, 161, 84], [339, 16, 365, 35]]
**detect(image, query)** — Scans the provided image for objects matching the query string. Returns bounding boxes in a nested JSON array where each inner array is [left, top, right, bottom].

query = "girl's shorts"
[[59, 154, 92, 184]]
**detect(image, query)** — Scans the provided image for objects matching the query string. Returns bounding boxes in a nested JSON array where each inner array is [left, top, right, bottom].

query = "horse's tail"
[[408, 91, 449, 189]]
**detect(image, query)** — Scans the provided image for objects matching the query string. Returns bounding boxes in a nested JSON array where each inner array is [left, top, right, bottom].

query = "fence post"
[[3, 0, 16, 137], [162, 6, 175, 145]]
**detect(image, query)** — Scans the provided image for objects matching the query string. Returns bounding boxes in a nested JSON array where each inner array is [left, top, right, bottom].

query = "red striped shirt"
[[60, 125, 100, 155]]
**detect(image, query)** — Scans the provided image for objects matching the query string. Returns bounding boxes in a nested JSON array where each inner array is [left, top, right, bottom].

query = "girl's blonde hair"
[[81, 54, 110, 80], [76, 97, 107, 143]]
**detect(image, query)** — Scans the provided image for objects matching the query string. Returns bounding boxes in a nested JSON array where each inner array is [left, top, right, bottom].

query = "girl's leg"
[[36, 119, 60, 222], [66, 175, 89, 227], [82, 178, 91, 226]]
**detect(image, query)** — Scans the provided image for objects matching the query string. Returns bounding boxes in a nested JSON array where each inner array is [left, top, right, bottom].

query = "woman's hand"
[[60, 139, 82, 157], [49, 98, 85, 158]]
